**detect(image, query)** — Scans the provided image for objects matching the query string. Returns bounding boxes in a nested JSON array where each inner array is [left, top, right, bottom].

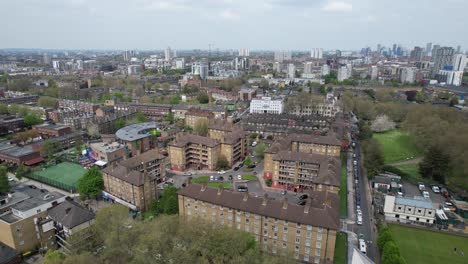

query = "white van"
[[359, 239, 367, 255], [357, 215, 363, 225]]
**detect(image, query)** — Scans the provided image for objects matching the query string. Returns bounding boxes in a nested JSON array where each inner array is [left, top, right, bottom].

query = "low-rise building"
[[89, 141, 127, 165], [102, 149, 166, 212], [250, 97, 284, 114], [184, 108, 215, 128], [0, 144, 43, 166], [383, 195, 436, 225], [58, 100, 99, 114], [0, 185, 66, 252], [34, 124, 72, 138], [0, 116, 25, 136], [178, 184, 340, 264], [242, 114, 329, 137], [238, 88, 257, 101], [47, 199, 95, 240]]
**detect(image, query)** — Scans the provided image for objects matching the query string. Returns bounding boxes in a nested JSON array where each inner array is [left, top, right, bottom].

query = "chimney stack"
[[262, 193, 269, 206], [282, 197, 288, 210], [243, 192, 249, 202], [217, 185, 223, 195], [304, 198, 312, 214]]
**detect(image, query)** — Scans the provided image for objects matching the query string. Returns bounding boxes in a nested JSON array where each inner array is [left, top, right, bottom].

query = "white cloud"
[[322, 1, 353, 12], [219, 10, 240, 21]]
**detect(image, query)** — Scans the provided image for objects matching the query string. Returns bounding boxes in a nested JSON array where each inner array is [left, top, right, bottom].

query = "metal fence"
[[25, 172, 76, 193]]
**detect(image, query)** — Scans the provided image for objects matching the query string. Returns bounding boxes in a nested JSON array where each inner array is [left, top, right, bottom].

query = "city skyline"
[[2, 0, 467, 50]]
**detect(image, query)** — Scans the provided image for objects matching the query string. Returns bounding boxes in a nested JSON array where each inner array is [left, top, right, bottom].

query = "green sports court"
[[30, 162, 87, 192]]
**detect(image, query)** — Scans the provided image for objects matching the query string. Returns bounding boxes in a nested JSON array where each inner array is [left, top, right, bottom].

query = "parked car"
[[353, 160, 358, 166], [353, 153, 356, 158], [217, 170, 226, 174], [248, 164, 256, 169], [183, 172, 192, 176], [218, 176, 224, 181], [237, 186, 248, 192], [432, 186, 440, 193], [237, 175, 242, 180], [209, 175, 215, 181], [297, 200, 306, 206], [422, 191, 430, 199], [7, 176, 14, 182], [233, 166, 240, 171], [418, 183, 426, 191], [359, 239, 367, 255], [357, 215, 363, 225], [299, 194, 308, 200]]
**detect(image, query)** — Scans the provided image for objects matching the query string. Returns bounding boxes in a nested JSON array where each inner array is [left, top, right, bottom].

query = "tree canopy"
[[77, 167, 104, 200], [0, 165, 10, 194]]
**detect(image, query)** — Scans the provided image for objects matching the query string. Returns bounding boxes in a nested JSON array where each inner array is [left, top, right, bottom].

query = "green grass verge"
[[339, 153, 347, 218], [207, 182, 232, 188], [394, 163, 422, 179], [191, 176, 209, 183], [373, 129, 422, 164], [242, 174, 257, 181], [334, 232, 347, 264], [389, 224, 468, 264]]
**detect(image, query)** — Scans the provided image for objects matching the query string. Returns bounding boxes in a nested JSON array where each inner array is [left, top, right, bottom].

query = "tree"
[[419, 145, 450, 183], [43, 250, 66, 264], [24, 113, 43, 126], [154, 186, 179, 215], [77, 167, 104, 200], [135, 112, 148, 123], [249, 133, 258, 139], [0, 104, 8, 114], [74, 138, 84, 152], [162, 82, 170, 90], [362, 139, 384, 178], [0, 166, 10, 194], [382, 241, 406, 264], [244, 156, 253, 167], [38, 96, 58, 108], [194, 119, 208, 136], [358, 120, 373, 140], [255, 143, 267, 159], [43, 139, 59, 161], [164, 112, 174, 123], [139, 96, 152, 104], [377, 227, 393, 250], [450, 95, 459, 106], [15, 165, 29, 181], [169, 95, 180, 105], [197, 92, 209, 104], [114, 118, 126, 130], [371, 115, 396, 132], [216, 155, 229, 170]]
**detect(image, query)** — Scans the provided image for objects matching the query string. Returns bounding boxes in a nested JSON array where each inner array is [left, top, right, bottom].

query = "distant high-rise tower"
[[311, 48, 323, 59], [238, 48, 250, 57], [452, 54, 467, 71], [42, 53, 50, 65], [123, 50, 129, 62], [432, 47, 455, 77], [425, 42, 432, 56], [410, 47, 424, 61], [274, 51, 291, 62], [287, 64, 296, 79], [456, 45, 461, 53], [173, 49, 177, 58], [165, 47, 172, 61]]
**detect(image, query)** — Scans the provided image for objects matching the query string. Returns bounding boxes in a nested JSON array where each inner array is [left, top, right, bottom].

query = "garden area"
[[389, 224, 468, 264]]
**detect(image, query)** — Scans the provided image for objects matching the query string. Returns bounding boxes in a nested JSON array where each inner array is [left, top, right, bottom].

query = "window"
[[272, 225, 278, 231], [418, 209, 422, 213], [264, 222, 268, 227], [305, 239, 311, 246], [245, 212, 250, 217], [317, 233, 322, 241], [316, 242, 321, 249], [296, 223, 301, 228], [408, 208, 412, 211], [272, 247, 277, 254], [283, 226, 288, 233], [284, 220, 288, 225], [398, 206, 402, 210], [236, 216, 241, 222], [307, 225, 312, 231], [315, 249, 321, 256], [317, 227, 323, 233], [295, 238, 300, 244], [304, 255, 310, 262], [295, 245, 300, 252], [306, 232, 312, 238], [296, 230, 301, 236], [283, 235, 288, 242], [19, 241, 24, 245], [237, 224, 241, 230], [305, 247, 310, 253], [314, 257, 320, 263], [428, 211, 432, 215], [245, 226, 250, 232], [264, 230, 268, 235], [282, 242, 287, 248], [254, 228, 259, 234], [263, 237, 268, 242]]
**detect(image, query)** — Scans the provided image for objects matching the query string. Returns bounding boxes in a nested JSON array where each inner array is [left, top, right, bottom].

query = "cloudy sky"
[[2, 0, 467, 50]]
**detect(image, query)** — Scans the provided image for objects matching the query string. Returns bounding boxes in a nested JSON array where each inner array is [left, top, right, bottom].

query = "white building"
[[400, 67, 417, 83], [321, 64, 330, 76], [384, 195, 436, 225], [437, 70, 464, 86], [311, 48, 323, 59], [273, 62, 282, 72], [337, 66, 349, 81], [303, 62, 314, 74], [164, 46, 172, 61], [175, 58, 185, 69], [452, 54, 467, 71], [274, 51, 292, 62], [287, 63, 296, 79], [128, 65, 143, 75], [239, 48, 250, 57], [370, 66, 378, 80], [250, 97, 284, 114], [191, 62, 209, 80]]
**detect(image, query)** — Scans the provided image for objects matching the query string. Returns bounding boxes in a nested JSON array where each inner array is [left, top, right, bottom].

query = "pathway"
[[388, 157, 422, 166]]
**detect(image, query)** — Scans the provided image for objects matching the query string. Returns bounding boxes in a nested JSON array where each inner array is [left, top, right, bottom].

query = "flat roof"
[[396, 196, 433, 209], [0, 143, 36, 157], [116, 122, 160, 142]]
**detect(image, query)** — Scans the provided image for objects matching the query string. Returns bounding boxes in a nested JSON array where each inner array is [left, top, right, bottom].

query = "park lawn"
[[191, 176, 209, 183], [334, 232, 347, 264], [339, 154, 347, 218], [389, 224, 468, 264], [373, 129, 422, 164], [395, 163, 423, 179], [242, 174, 257, 181]]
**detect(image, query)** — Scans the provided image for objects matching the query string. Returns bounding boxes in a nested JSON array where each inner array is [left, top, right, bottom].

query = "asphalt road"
[[351, 117, 379, 261]]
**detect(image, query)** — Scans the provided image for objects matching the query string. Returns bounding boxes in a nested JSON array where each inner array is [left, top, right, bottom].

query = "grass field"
[[339, 153, 347, 218], [34, 162, 87, 188], [389, 224, 468, 264], [334, 232, 347, 264], [395, 163, 422, 179], [191, 176, 232, 189], [373, 129, 422, 164], [242, 174, 257, 181]]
